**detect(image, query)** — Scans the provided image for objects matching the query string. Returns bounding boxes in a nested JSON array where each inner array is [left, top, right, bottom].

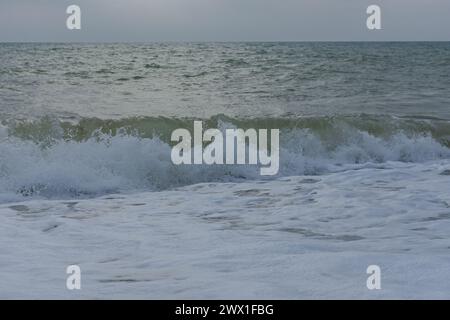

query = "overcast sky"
[[0, 0, 449, 42]]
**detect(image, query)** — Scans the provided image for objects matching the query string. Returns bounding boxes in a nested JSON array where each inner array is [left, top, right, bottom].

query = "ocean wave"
[[4, 114, 450, 145], [0, 115, 449, 201]]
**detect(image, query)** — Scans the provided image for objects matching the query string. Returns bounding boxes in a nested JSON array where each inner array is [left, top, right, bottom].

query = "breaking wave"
[[0, 114, 449, 202]]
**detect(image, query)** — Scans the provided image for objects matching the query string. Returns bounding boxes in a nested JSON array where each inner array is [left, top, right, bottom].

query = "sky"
[[0, 0, 449, 42]]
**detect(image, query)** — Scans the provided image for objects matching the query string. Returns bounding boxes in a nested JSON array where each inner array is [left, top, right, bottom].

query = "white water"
[[1, 129, 449, 203], [1, 159, 449, 299]]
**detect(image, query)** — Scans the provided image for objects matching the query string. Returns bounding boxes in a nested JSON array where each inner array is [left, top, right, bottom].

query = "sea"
[[0, 42, 449, 298]]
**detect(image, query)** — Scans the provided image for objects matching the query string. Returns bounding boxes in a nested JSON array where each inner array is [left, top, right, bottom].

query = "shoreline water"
[[1, 159, 449, 299]]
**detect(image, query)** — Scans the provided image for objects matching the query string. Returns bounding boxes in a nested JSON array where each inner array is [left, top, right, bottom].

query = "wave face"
[[1, 115, 449, 202]]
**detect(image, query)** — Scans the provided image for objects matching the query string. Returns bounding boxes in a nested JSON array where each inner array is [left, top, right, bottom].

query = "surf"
[[0, 114, 449, 202]]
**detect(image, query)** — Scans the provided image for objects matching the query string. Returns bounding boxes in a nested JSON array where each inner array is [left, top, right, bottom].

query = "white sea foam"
[[0, 129, 449, 203], [1, 159, 449, 298]]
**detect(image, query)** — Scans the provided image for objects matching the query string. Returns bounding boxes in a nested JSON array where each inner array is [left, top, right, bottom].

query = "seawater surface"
[[0, 43, 449, 298]]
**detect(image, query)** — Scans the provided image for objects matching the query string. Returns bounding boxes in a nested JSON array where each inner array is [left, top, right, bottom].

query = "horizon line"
[[1, 40, 450, 44]]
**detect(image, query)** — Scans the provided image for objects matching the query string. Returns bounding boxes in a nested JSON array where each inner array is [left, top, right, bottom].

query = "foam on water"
[[1, 159, 449, 298], [0, 123, 449, 202]]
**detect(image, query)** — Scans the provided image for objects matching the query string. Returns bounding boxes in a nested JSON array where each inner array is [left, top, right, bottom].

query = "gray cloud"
[[0, 0, 449, 42]]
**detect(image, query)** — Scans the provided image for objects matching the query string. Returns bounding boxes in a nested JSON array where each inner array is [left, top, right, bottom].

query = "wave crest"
[[0, 115, 449, 202]]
